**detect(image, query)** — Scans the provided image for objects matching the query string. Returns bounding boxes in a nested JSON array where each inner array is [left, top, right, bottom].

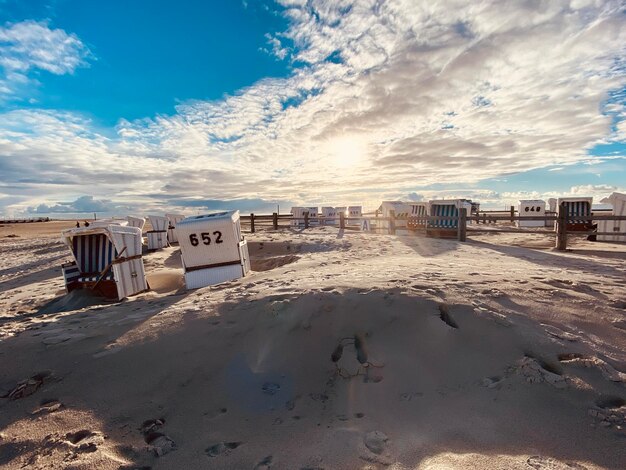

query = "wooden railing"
[[240, 207, 626, 251]]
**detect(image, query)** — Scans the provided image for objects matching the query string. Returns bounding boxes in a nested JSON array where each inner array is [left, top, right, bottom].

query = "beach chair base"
[[184, 263, 247, 289], [66, 279, 119, 300], [565, 223, 594, 232], [426, 228, 458, 239]]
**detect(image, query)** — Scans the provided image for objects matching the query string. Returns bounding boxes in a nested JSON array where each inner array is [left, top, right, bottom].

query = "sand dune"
[[0, 223, 625, 469]]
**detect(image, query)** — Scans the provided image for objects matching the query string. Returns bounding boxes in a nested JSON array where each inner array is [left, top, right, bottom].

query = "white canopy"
[[62, 225, 143, 258], [600, 192, 626, 204], [148, 215, 169, 231]]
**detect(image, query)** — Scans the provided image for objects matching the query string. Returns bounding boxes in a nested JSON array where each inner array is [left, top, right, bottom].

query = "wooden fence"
[[240, 206, 626, 251]]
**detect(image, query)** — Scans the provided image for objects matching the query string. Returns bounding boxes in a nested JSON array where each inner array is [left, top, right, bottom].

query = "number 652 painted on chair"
[[189, 231, 223, 246]]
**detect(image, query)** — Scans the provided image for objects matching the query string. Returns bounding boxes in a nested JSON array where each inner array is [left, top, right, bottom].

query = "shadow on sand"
[[0, 289, 624, 468]]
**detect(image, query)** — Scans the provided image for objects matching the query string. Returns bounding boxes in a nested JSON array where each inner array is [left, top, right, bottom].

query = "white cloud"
[[0, 1, 625, 215], [0, 20, 91, 100], [262, 33, 289, 60], [29, 195, 124, 214]]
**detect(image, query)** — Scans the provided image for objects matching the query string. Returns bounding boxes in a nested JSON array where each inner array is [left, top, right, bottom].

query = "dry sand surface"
[[1, 221, 625, 469]]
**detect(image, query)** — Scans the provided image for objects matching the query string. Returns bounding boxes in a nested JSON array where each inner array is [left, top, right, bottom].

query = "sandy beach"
[[1, 221, 625, 469]]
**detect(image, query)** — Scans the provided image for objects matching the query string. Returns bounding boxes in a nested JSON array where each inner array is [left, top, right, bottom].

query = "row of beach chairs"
[[60, 212, 250, 301]]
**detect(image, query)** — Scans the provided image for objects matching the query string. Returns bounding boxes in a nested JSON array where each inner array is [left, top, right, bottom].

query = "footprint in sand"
[[254, 455, 273, 469], [360, 430, 394, 466], [140, 418, 165, 435], [140, 418, 175, 457], [262, 382, 281, 395], [32, 398, 63, 414], [145, 432, 176, 456], [438, 304, 458, 329], [205, 441, 242, 457], [594, 395, 625, 410], [66, 429, 96, 445], [363, 431, 388, 455], [7, 370, 52, 400], [64, 429, 102, 453]]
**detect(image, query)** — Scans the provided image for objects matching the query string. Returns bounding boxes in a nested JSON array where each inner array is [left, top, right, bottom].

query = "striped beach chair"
[[61, 225, 148, 299], [428, 203, 459, 229], [557, 198, 593, 231], [426, 200, 472, 238], [408, 203, 428, 230]]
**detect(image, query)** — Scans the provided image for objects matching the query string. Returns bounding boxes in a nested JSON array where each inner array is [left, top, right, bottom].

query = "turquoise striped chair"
[[429, 204, 459, 229]]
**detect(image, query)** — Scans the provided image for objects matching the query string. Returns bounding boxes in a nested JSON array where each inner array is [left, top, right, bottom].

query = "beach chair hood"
[[62, 225, 142, 261]]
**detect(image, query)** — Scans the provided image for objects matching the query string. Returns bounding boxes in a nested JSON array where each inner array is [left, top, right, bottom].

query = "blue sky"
[[0, 0, 624, 217], [0, 0, 291, 125]]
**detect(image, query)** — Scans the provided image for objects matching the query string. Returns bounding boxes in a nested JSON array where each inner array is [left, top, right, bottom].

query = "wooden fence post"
[[389, 210, 396, 235], [510, 206, 515, 223], [458, 208, 467, 242], [556, 203, 568, 251], [250, 213, 255, 233], [304, 211, 309, 229], [272, 212, 278, 230], [339, 211, 345, 229]]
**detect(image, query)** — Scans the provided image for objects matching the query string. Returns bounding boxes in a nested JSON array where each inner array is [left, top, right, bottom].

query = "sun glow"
[[325, 135, 367, 169]]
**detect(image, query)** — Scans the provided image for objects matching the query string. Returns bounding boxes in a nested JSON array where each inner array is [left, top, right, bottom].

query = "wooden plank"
[[250, 213, 255, 233], [556, 203, 568, 251], [93, 246, 127, 290], [458, 208, 467, 242], [273, 212, 278, 230]]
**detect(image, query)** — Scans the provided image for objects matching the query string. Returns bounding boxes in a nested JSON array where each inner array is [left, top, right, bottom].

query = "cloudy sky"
[[0, 0, 624, 217]]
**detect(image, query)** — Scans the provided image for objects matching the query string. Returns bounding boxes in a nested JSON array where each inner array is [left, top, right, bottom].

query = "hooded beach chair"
[[290, 207, 318, 227], [427, 199, 472, 238], [347, 206, 362, 226], [61, 225, 148, 300], [556, 197, 593, 232], [321, 206, 337, 225], [126, 216, 146, 231], [407, 202, 429, 230], [377, 201, 411, 231], [176, 211, 250, 289], [166, 213, 186, 244], [597, 192, 626, 242], [517, 200, 546, 228], [147, 215, 169, 250]]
